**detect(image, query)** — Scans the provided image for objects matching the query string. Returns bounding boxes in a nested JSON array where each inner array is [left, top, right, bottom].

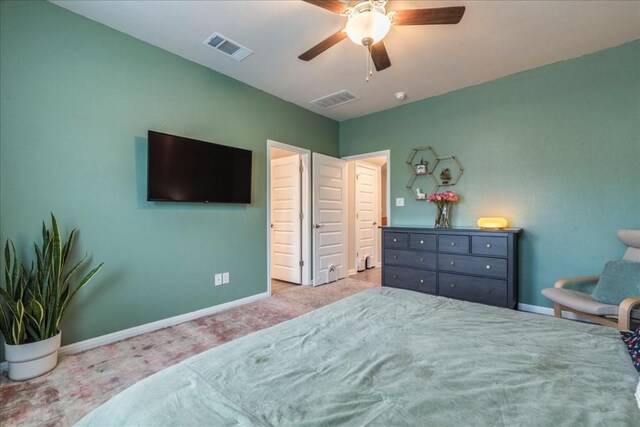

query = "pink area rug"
[[0, 277, 378, 426]]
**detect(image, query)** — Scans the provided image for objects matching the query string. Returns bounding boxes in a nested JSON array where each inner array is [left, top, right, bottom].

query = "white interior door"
[[270, 154, 302, 284], [312, 153, 347, 286], [355, 161, 379, 271]]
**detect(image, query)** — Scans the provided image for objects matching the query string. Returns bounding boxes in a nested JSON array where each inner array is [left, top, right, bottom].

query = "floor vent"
[[203, 33, 253, 61], [310, 90, 360, 109]]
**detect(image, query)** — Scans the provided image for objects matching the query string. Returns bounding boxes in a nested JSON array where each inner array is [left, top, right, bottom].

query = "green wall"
[[0, 1, 338, 360], [340, 40, 640, 308]]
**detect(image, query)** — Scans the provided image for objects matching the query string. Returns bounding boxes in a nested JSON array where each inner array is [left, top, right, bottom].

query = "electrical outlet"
[[396, 197, 404, 207], [215, 273, 222, 286], [223, 272, 229, 284]]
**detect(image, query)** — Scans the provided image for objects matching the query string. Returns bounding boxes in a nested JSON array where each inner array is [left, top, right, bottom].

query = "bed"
[[77, 287, 639, 426]]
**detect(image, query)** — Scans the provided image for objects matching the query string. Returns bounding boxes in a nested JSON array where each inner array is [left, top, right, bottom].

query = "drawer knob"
[[450, 261, 455, 265], [393, 238, 397, 242], [485, 289, 492, 294], [420, 279, 424, 283], [450, 283, 455, 288], [393, 274, 397, 279], [420, 240, 424, 244], [486, 244, 491, 248], [420, 258, 425, 262], [486, 265, 491, 269], [450, 242, 455, 246], [393, 255, 398, 259]]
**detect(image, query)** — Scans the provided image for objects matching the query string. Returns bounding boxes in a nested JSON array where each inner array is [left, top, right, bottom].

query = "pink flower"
[[427, 191, 459, 203]]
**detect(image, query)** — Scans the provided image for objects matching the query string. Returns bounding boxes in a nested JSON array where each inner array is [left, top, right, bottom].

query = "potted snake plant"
[[0, 214, 103, 381]]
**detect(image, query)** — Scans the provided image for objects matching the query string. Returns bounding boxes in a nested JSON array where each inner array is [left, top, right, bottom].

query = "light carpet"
[[0, 277, 379, 426]]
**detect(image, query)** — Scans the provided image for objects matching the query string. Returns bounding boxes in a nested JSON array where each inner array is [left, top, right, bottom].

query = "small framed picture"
[[415, 164, 427, 174]]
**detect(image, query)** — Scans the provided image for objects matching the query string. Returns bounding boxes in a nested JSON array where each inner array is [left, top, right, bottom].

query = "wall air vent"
[[203, 33, 253, 61], [310, 90, 360, 110]]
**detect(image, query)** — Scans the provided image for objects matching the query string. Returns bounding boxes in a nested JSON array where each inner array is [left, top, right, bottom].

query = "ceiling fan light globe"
[[345, 10, 391, 46]]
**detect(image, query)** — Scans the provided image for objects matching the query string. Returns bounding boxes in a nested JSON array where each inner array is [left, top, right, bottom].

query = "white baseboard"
[[517, 303, 554, 315], [1, 292, 269, 373], [348, 269, 357, 276], [517, 302, 585, 321]]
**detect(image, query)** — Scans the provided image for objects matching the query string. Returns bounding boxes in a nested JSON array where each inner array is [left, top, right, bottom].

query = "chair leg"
[[554, 303, 562, 318]]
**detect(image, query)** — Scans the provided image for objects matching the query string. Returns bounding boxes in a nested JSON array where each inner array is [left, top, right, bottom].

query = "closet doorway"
[[344, 151, 390, 276], [267, 140, 311, 295]]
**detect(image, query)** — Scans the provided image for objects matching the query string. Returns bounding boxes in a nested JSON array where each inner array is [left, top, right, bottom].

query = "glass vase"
[[435, 202, 452, 229]]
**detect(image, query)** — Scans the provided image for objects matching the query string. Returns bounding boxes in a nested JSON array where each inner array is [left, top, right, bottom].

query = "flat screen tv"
[[147, 131, 252, 203]]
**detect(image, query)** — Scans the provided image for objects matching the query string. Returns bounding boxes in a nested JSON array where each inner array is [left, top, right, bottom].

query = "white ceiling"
[[51, 1, 640, 122]]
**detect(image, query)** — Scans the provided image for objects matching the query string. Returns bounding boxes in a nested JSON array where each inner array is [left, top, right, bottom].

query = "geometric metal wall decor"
[[406, 146, 438, 199], [406, 146, 463, 200], [433, 155, 463, 187]]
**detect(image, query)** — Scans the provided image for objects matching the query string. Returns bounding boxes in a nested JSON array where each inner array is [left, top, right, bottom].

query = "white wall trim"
[[348, 269, 357, 276], [517, 303, 554, 315], [517, 302, 585, 321], [1, 291, 269, 373]]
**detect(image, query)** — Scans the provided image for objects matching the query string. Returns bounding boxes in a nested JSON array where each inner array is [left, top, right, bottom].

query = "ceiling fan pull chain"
[[365, 46, 369, 82], [366, 45, 373, 82]]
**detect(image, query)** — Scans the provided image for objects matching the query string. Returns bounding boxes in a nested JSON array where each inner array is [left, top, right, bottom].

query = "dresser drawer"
[[438, 235, 469, 254], [384, 266, 437, 294], [438, 273, 507, 307], [385, 249, 437, 270], [472, 236, 508, 257], [438, 254, 508, 278], [384, 232, 408, 249], [409, 233, 436, 251]]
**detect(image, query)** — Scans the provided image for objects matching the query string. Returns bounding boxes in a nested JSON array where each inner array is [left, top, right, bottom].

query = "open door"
[[312, 153, 347, 286], [270, 154, 302, 284], [355, 161, 379, 271]]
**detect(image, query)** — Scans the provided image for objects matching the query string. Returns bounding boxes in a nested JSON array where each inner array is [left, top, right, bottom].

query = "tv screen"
[[147, 131, 252, 203]]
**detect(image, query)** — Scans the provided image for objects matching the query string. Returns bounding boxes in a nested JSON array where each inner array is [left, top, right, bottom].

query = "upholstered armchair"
[[542, 229, 640, 331]]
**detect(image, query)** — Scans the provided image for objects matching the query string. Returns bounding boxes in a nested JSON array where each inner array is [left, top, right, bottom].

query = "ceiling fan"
[[299, 0, 465, 80]]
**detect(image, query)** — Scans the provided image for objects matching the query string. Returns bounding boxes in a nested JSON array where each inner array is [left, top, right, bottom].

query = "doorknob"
[[313, 224, 324, 229], [373, 221, 378, 226], [270, 224, 274, 229]]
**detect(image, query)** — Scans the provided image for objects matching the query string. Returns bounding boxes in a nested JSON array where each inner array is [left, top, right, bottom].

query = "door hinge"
[[299, 212, 304, 220], [299, 164, 303, 174], [356, 212, 359, 219], [299, 260, 304, 267]]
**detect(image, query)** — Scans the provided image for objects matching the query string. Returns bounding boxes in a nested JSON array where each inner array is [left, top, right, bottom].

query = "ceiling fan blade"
[[303, 0, 349, 14], [370, 40, 391, 72], [393, 6, 466, 26], [299, 30, 347, 61]]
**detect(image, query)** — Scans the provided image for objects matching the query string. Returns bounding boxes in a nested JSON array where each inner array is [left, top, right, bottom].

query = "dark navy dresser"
[[382, 226, 522, 309]]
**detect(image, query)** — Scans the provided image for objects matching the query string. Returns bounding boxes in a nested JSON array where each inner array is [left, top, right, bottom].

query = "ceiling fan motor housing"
[[345, 0, 392, 46]]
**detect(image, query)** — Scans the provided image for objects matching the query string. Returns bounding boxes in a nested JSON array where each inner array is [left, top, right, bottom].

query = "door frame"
[[267, 140, 311, 295], [342, 150, 391, 274]]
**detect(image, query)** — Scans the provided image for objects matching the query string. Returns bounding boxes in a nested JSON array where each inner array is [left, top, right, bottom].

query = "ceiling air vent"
[[310, 90, 360, 110], [203, 33, 253, 61]]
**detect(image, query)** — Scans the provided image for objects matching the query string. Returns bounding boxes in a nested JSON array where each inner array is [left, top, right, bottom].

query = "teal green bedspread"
[[77, 288, 639, 426]]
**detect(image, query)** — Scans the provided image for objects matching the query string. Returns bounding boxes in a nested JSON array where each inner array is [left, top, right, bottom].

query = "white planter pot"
[[4, 332, 61, 381]]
